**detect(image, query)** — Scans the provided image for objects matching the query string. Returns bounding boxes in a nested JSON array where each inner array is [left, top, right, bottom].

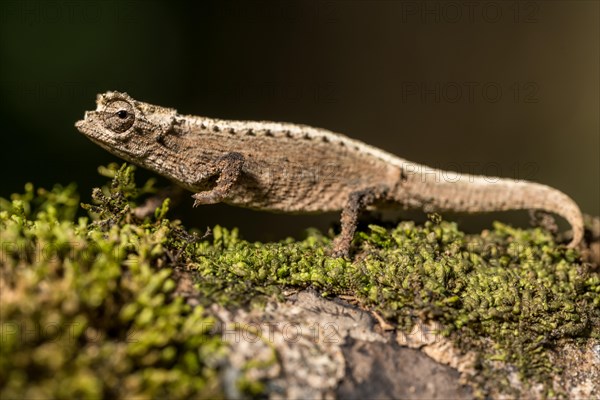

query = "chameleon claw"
[[330, 249, 350, 259], [192, 192, 221, 206], [330, 237, 352, 259]]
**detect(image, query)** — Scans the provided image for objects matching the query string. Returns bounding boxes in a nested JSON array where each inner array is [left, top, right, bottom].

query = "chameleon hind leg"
[[192, 152, 244, 206], [331, 186, 390, 258]]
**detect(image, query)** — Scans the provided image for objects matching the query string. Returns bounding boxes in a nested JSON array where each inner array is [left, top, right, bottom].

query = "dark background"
[[1, 1, 598, 241]]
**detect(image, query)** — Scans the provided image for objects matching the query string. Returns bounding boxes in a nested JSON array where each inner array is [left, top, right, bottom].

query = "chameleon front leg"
[[331, 186, 390, 258], [192, 152, 245, 206]]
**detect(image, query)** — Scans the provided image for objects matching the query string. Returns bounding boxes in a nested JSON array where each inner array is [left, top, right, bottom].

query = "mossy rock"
[[1, 164, 598, 399]]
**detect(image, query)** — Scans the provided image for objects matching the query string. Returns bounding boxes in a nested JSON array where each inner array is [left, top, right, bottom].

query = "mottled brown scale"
[[76, 91, 584, 257]]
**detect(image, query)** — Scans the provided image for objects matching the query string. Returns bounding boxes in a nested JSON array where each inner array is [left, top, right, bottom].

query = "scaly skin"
[[75, 91, 584, 256]]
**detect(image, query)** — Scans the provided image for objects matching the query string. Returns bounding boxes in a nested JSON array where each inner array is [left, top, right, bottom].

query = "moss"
[[1, 163, 599, 398], [1, 166, 225, 399]]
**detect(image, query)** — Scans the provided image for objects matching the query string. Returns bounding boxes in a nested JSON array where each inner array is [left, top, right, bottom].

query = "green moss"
[[193, 215, 599, 394], [1, 163, 599, 398], [1, 166, 225, 399]]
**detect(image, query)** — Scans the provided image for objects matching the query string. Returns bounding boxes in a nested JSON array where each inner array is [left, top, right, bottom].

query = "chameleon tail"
[[410, 175, 584, 248], [478, 179, 584, 248]]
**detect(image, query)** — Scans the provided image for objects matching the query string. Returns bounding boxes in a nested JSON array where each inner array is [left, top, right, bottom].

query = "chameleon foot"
[[330, 186, 390, 258], [192, 152, 244, 206]]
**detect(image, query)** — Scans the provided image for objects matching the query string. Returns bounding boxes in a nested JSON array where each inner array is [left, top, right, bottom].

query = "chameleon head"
[[75, 91, 175, 161]]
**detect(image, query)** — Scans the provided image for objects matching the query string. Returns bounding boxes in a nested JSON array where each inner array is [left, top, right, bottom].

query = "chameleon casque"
[[76, 91, 584, 256]]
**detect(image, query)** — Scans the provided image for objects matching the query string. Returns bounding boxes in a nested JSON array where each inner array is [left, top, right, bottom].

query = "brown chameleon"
[[76, 91, 584, 256]]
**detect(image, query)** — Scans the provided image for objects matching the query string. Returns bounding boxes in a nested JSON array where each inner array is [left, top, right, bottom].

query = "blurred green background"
[[1, 1, 598, 241]]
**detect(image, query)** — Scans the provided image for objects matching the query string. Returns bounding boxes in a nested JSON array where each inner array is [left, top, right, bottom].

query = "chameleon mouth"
[[74, 112, 111, 145], [75, 111, 93, 131], [74, 119, 86, 130]]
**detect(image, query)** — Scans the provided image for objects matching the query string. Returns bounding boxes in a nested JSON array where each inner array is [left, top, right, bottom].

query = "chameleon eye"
[[101, 99, 135, 133]]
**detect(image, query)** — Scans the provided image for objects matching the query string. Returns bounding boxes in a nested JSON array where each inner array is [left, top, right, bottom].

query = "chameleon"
[[75, 91, 584, 257]]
